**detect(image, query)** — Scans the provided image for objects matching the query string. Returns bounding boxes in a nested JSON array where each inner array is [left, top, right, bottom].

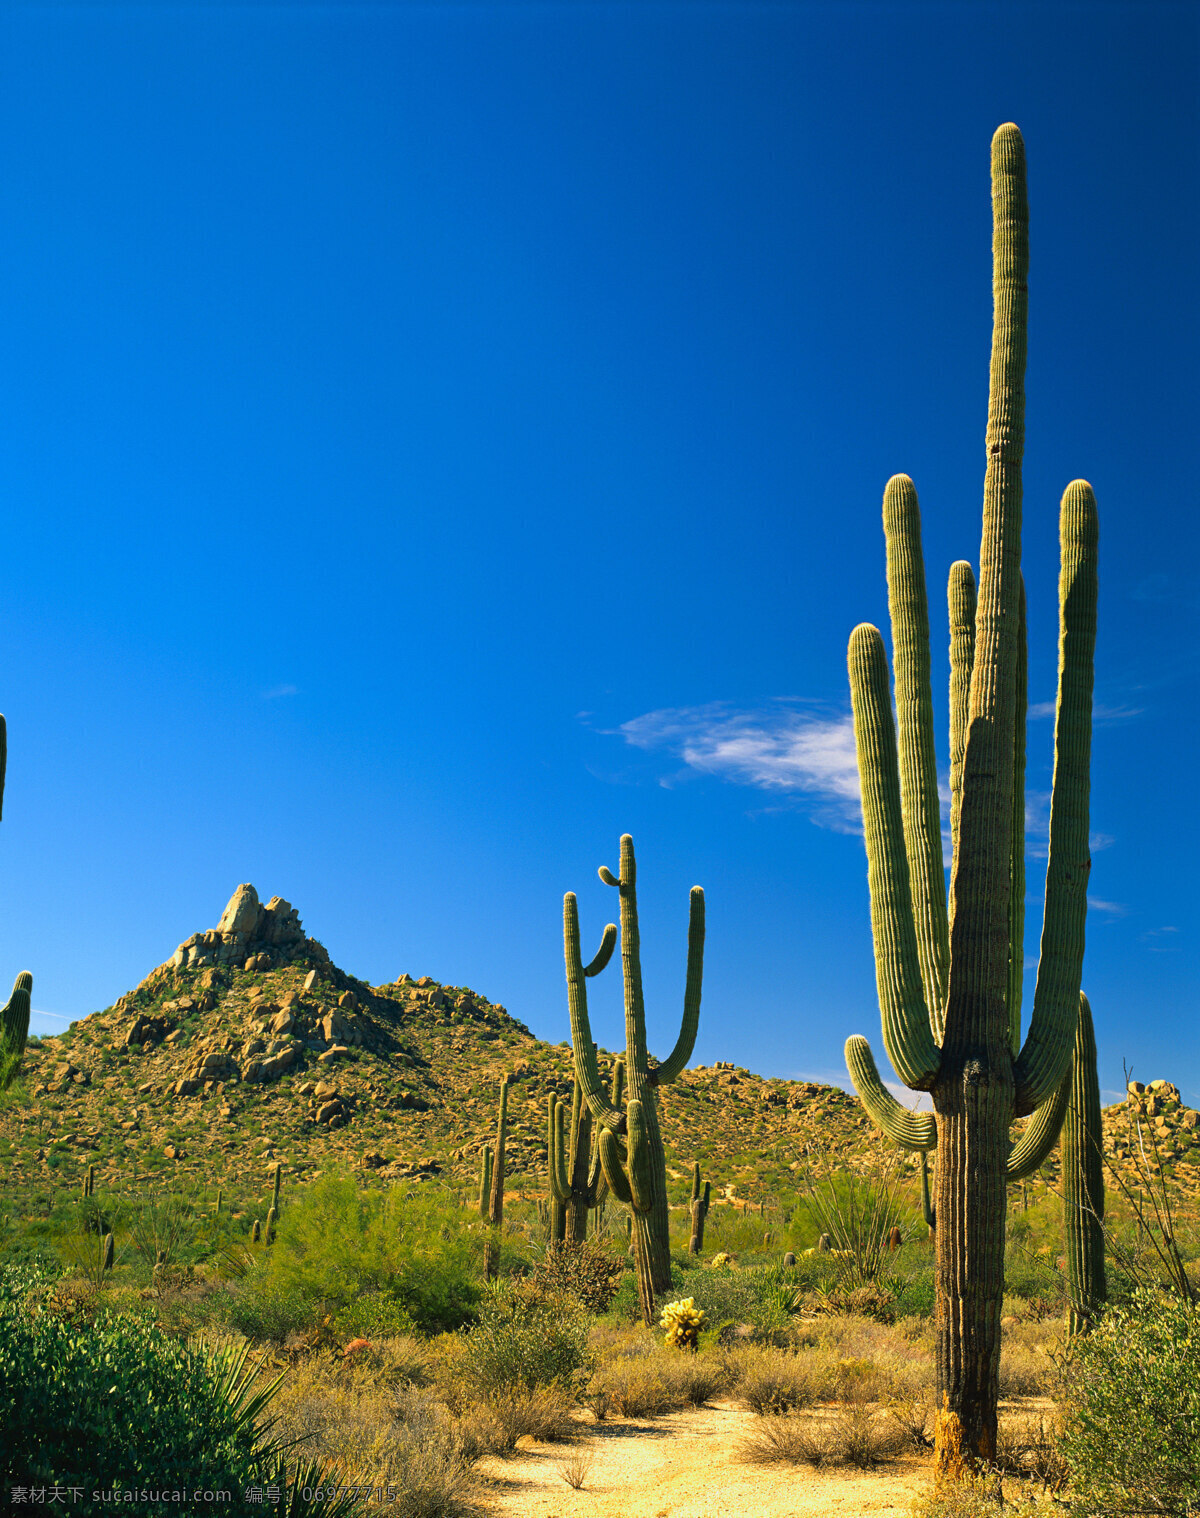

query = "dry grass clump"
[[555, 1449, 595, 1490], [998, 1321, 1061, 1397], [995, 1411, 1068, 1491], [887, 1394, 935, 1452], [908, 1473, 1049, 1516], [738, 1405, 905, 1469], [455, 1385, 580, 1455], [586, 1325, 732, 1417], [266, 1359, 481, 1518], [728, 1345, 818, 1415]]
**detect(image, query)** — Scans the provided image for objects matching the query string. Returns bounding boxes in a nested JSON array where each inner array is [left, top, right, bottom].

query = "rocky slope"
[[1, 886, 1196, 1218]]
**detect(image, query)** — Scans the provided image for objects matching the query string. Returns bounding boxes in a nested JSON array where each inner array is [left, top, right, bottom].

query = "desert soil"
[[477, 1400, 933, 1518]]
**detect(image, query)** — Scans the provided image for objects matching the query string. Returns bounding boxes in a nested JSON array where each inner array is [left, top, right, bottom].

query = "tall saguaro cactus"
[[564, 834, 705, 1326], [1064, 992, 1106, 1335], [550, 1057, 624, 1241], [481, 1075, 509, 1280], [843, 125, 1099, 1474]]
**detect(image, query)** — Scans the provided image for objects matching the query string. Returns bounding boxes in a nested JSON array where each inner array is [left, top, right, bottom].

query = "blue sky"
[[2, 1, 1196, 1108]]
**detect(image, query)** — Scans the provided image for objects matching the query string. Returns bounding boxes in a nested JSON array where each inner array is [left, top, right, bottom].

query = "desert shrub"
[[449, 1280, 592, 1404], [1058, 1287, 1200, 1516], [998, 1322, 1059, 1398], [590, 1353, 672, 1417], [737, 1405, 904, 1468], [530, 1239, 626, 1314], [459, 1386, 579, 1453], [666, 1260, 804, 1340], [268, 1366, 478, 1518], [734, 1347, 818, 1415], [995, 1411, 1068, 1490], [909, 1476, 1045, 1517], [224, 1175, 481, 1339], [0, 1275, 360, 1508]]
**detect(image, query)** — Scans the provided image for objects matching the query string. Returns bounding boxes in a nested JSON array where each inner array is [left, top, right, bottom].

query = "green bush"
[[455, 1279, 593, 1401], [529, 1239, 627, 1314], [222, 1175, 482, 1340], [1058, 1286, 1200, 1516], [0, 1267, 362, 1506]]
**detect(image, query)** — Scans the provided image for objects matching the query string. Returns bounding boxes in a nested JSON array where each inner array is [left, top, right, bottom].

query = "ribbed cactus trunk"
[[841, 126, 1098, 1478], [1064, 993, 1105, 1334]]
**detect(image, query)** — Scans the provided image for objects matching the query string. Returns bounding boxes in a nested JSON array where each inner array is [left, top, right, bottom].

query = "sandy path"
[[476, 1400, 933, 1518]]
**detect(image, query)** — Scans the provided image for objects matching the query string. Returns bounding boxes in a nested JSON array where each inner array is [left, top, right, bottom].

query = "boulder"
[[218, 884, 262, 938]]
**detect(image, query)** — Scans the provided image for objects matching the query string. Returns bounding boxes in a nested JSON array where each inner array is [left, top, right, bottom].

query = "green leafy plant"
[[453, 1279, 593, 1403], [1057, 1287, 1200, 1516]]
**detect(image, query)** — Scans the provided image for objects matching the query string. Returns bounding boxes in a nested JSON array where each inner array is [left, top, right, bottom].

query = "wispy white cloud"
[[1027, 698, 1142, 724], [1140, 926, 1181, 952], [262, 684, 299, 700], [1087, 897, 1128, 918], [1089, 832, 1116, 852], [617, 702, 863, 831]]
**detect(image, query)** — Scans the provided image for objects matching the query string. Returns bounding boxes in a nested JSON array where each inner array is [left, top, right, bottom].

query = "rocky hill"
[[1, 886, 1197, 1218]]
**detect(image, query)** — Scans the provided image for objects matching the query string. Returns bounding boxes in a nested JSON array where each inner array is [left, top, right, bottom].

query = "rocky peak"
[[170, 884, 313, 973]]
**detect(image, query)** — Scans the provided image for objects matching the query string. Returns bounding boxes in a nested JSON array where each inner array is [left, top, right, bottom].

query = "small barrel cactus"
[[660, 1297, 706, 1351], [783, 1251, 797, 1267]]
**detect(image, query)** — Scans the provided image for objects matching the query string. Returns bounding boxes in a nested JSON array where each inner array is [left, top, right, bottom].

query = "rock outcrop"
[[169, 884, 312, 973]]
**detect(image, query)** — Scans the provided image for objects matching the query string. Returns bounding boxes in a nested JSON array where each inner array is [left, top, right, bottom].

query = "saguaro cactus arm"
[[548, 1096, 570, 1202], [478, 1147, 493, 1220], [1006, 1059, 1071, 1181], [947, 562, 977, 883], [564, 892, 624, 1131], [847, 624, 942, 1091], [845, 1036, 937, 1151], [597, 1126, 632, 1205], [1014, 482, 1099, 1114], [884, 474, 950, 1037], [651, 886, 705, 1086]]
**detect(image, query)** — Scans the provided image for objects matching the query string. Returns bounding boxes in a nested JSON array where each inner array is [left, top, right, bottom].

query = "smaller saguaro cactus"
[[549, 1057, 624, 1242], [265, 1206, 278, 1244], [251, 1218, 262, 1243], [478, 1146, 494, 1220], [271, 1163, 283, 1214], [82, 1165, 95, 1200], [215, 1189, 223, 1215], [1064, 992, 1106, 1335], [564, 834, 705, 1326], [102, 1233, 114, 1272], [688, 1163, 711, 1255], [483, 1075, 509, 1280]]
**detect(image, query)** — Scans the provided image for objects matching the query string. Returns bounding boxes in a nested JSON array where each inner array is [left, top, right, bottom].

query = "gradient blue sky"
[[2, 1, 1196, 1107]]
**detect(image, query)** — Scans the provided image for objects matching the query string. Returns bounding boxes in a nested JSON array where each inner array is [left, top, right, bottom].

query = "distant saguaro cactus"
[[564, 835, 705, 1326], [1064, 992, 1106, 1335], [688, 1163, 711, 1255], [482, 1075, 509, 1280]]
